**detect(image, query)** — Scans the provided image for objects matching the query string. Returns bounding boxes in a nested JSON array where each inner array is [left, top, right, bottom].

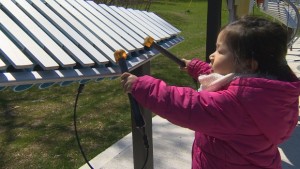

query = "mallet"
[[114, 49, 145, 128], [144, 36, 186, 67], [144, 36, 199, 88]]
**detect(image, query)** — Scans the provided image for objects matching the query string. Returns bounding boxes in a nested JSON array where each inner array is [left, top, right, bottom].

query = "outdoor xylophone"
[[0, 0, 184, 92], [0, 1, 184, 168]]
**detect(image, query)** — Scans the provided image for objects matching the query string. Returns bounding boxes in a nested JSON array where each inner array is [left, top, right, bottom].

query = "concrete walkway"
[[80, 116, 194, 169], [80, 40, 300, 169]]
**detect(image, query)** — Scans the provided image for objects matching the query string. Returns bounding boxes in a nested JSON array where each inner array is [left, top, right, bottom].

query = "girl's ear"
[[250, 59, 258, 72]]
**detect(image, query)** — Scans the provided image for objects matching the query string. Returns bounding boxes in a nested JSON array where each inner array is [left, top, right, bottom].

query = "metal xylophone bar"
[[0, 0, 184, 92]]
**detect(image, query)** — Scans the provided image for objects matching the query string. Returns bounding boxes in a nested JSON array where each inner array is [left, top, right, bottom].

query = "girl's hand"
[[120, 72, 138, 93], [180, 59, 191, 72]]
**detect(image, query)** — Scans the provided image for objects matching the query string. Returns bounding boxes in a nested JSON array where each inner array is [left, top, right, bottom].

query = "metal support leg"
[[206, 0, 222, 62], [131, 61, 153, 169]]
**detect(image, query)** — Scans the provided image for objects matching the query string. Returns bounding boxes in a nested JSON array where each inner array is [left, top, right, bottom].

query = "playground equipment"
[[228, 0, 300, 48]]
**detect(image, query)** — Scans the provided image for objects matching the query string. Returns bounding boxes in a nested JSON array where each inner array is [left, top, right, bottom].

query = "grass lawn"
[[0, 0, 229, 168]]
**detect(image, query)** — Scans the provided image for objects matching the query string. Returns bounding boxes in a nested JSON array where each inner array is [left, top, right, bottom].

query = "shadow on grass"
[[0, 85, 132, 168], [0, 101, 18, 167]]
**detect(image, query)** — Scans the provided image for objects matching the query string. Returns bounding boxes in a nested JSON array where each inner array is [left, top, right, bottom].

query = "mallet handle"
[[145, 37, 199, 87], [150, 41, 186, 67], [118, 57, 146, 128]]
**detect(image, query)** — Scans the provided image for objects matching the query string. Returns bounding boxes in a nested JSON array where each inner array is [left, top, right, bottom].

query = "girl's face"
[[209, 30, 236, 75]]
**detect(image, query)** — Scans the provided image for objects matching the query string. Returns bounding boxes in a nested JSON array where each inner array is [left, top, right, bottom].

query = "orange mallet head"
[[114, 49, 127, 63], [143, 36, 155, 48]]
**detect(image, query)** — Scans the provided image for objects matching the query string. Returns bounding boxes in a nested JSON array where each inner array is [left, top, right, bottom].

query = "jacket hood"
[[230, 77, 300, 145]]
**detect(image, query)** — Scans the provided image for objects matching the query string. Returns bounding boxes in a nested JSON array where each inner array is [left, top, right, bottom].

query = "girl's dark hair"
[[222, 15, 298, 82]]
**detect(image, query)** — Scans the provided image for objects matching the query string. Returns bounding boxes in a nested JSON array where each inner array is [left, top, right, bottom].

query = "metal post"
[[205, 0, 222, 62], [227, 0, 236, 22], [131, 61, 153, 169]]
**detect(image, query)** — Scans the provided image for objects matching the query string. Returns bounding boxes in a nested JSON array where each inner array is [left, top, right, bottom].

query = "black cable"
[[74, 83, 149, 169], [141, 147, 149, 169], [73, 84, 94, 169], [139, 127, 149, 169]]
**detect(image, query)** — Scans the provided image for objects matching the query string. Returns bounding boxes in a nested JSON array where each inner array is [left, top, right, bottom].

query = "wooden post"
[[130, 61, 153, 169]]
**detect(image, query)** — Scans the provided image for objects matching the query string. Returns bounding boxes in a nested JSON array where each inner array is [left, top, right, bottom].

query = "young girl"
[[121, 16, 300, 169]]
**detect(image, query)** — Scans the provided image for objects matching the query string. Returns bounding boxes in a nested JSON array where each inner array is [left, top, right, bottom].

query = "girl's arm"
[[130, 75, 243, 138], [186, 58, 212, 79]]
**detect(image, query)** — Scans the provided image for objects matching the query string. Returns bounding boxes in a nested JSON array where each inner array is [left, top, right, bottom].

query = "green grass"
[[0, 1, 229, 168]]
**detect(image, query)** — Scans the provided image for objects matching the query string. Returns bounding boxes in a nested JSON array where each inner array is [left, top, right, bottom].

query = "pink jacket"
[[131, 59, 300, 169]]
